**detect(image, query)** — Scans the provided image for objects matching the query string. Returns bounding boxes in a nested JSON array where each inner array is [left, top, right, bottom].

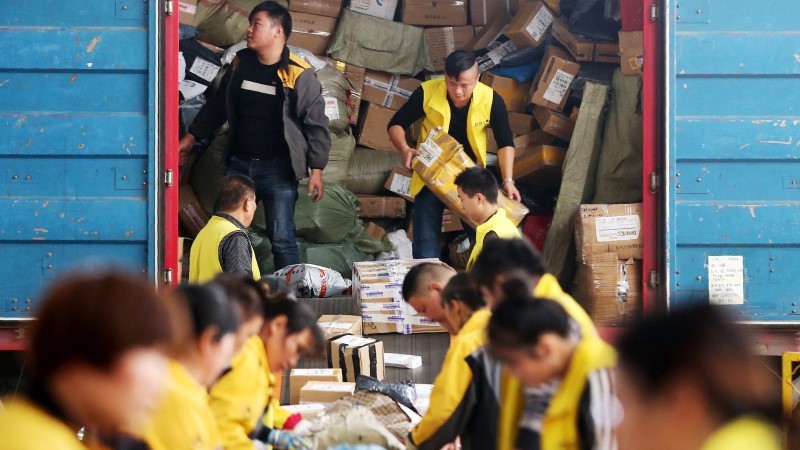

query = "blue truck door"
[[667, 0, 800, 319], [0, 0, 161, 318]]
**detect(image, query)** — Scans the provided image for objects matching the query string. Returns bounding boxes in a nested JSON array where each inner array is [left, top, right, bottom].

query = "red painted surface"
[[0, 327, 26, 351], [163, 0, 180, 288], [522, 213, 554, 252], [620, 0, 645, 31]]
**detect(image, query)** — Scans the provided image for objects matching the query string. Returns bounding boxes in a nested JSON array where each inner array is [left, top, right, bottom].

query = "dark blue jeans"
[[226, 155, 300, 271], [413, 187, 477, 260]]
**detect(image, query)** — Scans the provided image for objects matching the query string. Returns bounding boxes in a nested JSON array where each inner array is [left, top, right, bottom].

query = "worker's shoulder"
[[0, 398, 85, 449]]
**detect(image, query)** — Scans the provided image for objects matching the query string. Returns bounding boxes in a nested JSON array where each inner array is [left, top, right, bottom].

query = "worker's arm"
[[489, 93, 521, 201], [388, 87, 425, 169], [209, 352, 261, 450]]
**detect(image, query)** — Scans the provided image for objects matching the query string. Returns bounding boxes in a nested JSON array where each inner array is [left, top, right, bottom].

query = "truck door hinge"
[[165, 0, 174, 15], [649, 270, 660, 289], [164, 169, 174, 187], [650, 4, 659, 21], [649, 172, 659, 194], [164, 268, 174, 285]]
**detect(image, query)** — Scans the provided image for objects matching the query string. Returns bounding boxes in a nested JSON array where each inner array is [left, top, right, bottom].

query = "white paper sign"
[[292, 368, 339, 376], [323, 96, 339, 120], [526, 6, 554, 42], [595, 215, 641, 242], [543, 69, 575, 105], [708, 256, 745, 305], [318, 321, 355, 330], [179, 80, 207, 100], [417, 139, 443, 168], [189, 58, 220, 83]]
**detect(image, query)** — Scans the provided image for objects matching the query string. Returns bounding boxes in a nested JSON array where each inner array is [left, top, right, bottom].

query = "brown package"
[[357, 195, 407, 218], [289, 368, 343, 405], [299, 381, 356, 404], [424, 26, 475, 72], [179, 185, 209, 238], [574, 203, 644, 263], [289, 0, 343, 18], [551, 19, 619, 63], [402, 0, 468, 26], [533, 105, 575, 141], [506, 1, 555, 48], [356, 103, 396, 151], [384, 166, 415, 202], [362, 70, 422, 111], [619, 31, 644, 75], [287, 12, 337, 56], [327, 334, 385, 382], [466, 13, 511, 51], [577, 253, 642, 326], [481, 71, 531, 113], [529, 46, 580, 112], [513, 145, 567, 186]]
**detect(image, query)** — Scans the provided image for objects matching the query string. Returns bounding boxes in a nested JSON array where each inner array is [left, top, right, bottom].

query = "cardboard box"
[[287, 12, 338, 56], [283, 403, 326, 418], [442, 209, 464, 232], [364, 221, 388, 241], [356, 103, 396, 151], [513, 145, 567, 186], [577, 253, 642, 326], [529, 46, 580, 112], [384, 166, 415, 202], [384, 353, 423, 369], [299, 381, 356, 404], [402, 0, 468, 26], [329, 60, 367, 125], [179, 185, 209, 238], [508, 112, 535, 136], [178, 0, 198, 25], [289, 368, 343, 404], [357, 195, 407, 218], [619, 31, 644, 76], [533, 105, 575, 141], [480, 72, 530, 113], [424, 26, 475, 72], [318, 314, 362, 341], [506, 1, 555, 49], [551, 19, 619, 63], [327, 334, 385, 381], [529, 128, 559, 147], [348, 0, 399, 20], [362, 71, 422, 111], [466, 13, 511, 51], [289, 0, 343, 18], [470, 0, 517, 26], [574, 203, 644, 262]]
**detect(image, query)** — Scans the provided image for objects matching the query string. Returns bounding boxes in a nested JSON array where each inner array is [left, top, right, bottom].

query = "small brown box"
[[481, 72, 531, 113], [551, 19, 619, 63], [384, 166, 415, 202], [469, 0, 518, 26], [299, 381, 356, 404], [318, 315, 363, 341], [356, 103, 397, 152], [508, 112, 536, 136], [179, 185, 209, 238], [357, 195, 407, 218], [362, 71, 422, 111], [619, 31, 644, 76], [442, 209, 464, 232], [289, 368, 343, 405], [286, 12, 337, 56], [513, 145, 567, 186], [506, 1, 555, 48], [424, 26, 475, 72], [533, 106, 575, 141], [529, 46, 580, 112], [577, 254, 642, 327], [363, 222, 388, 241], [327, 334, 385, 382], [178, 0, 198, 25], [402, 0, 468, 26], [466, 13, 511, 51], [574, 203, 644, 263], [289, 0, 343, 18]]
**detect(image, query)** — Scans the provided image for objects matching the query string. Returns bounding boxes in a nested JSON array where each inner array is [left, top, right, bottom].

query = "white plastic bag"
[[387, 230, 413, 261], [273, 264, 352, 298]]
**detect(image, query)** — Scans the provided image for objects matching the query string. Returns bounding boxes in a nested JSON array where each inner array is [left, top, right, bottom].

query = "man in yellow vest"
[[189, 175, 261, 283], [454, 166, 521, 270], [388, 50, 521, 259]]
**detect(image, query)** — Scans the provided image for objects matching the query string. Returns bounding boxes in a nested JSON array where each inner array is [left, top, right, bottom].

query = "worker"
[[144, 283, 240, 450], [215, 273, 267, 352], [615, 304, 782, 450], [0, 272, 174, 449], [209, 293, 324, 450], [180, 1, 331, 272], [408, 272, 498, 450], [487, 285, 617, 450], [454, 166, 521, 270], [470, 238, 599, 450], [388, 50, 520, 260], [190, 174, 260, 284], [401, 262, 458, 334]]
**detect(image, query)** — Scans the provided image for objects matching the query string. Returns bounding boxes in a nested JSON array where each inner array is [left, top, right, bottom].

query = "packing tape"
[[365, 75, 413, 108]]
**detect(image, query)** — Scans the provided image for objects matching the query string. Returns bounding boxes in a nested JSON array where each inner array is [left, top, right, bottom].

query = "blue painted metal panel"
[[668, 0, 800, 320], [0, 1, 157, 318]]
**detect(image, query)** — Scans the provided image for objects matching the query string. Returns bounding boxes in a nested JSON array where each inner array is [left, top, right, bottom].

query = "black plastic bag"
[[355, 375, 418, 412]]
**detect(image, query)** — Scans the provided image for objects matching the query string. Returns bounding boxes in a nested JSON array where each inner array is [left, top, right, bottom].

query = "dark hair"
[[263, 294, 324, 355], [216, 174, 256, 213], [488, 282, 571, 355], [249, 1, 293, 39], [173, 283, 240, 345], [259, 274, 296, 299], [616, 304, 778, 421], [29, 272, 173, 381], [214, 273, 265, 321], [445, 50, 478, 78], [454, 166, 499, 204], [441, 272, 486, 310], [401, 262, 454, 303], [471, 238, 547, 288]]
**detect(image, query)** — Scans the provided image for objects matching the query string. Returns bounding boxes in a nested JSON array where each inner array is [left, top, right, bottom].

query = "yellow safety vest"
[[700, 416, 783, 450], [0, 397, 88, 449], [411, 78, 494, 197], [189, 215, 261, 284], [466, 208, 521, 270]]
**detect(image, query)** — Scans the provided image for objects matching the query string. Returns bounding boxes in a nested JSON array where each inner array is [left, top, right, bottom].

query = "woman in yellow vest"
[[209, 293, 324, 450], [0, 272, 174, 449], [615, 304, 782, 450], [487, 281, 617, 450], [144, 283, 240, 450]]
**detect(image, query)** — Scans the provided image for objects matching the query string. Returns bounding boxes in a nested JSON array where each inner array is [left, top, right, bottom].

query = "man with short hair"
[[189, 175, 261, 283], [454, 166, 521, 270], [180, 1, 330, 271], [401, 262, 457, 334], [388, 50, 520, 260]]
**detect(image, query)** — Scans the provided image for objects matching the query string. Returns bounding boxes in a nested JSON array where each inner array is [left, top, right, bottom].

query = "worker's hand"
[[307, 169, 324, 203], [266, 429, 313, 450], [178, 133, 196, 166], [403, 146, 419, 169], [503, 180, 521, 202]]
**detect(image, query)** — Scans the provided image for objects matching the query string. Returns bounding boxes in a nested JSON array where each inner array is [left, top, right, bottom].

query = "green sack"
[[318, 65, 351, 132], [344, 147, 403, 195], [298, 240, 374, 279], [327, 10, 434, 76], [295, 181, 362, 244], [195, 0, 288, 48], [323, 129, 357, 186]]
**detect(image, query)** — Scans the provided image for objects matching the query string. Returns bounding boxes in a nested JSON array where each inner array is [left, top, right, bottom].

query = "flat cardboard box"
[[289, 368, 343, 404], [178, 0, 197, 25], [289, 0, 343, 18], [470, 0, 517, 26], [480, 72, 530, 113], [574, 203, 643, 262], [357, 195, 407, 218], [424, 26, 475, 72], [402, 0, 468, 26], [348, 0, 399, 20], [363, 221, 388, 241], [356, 103, 396, 151], [577, 253, 642, 326], [362, 71, 422, 111], [327, 334, 385, 381], [513, 145, 567, 186], [506, 1, 555, 48], [287, 12, 338, 56], [384, 166, 415, 202], [178, 185, 209, 238], [283, 403, 326, 418], [442, 209, 464, 232], [551, 19, 619, 63], [328, 60, 367, 125], [619, 31, 644, 76], [529, 46, 580, 112], [508, 112, 536, 136], [486, 129, 529, 154], [466, 13, 511, 51], [318, 314, 362, 341], [533, 105, 575, 141], [529, 128, 559, 147], [299, 381, 356, 404]]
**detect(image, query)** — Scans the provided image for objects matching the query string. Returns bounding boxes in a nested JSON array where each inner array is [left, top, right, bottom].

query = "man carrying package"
[[388, 50, 520, 259]]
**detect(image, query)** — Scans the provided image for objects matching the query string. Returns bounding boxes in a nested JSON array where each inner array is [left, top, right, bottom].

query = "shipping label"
[[179, 1, 197, 14], [318, 321, 355, 330], [418, 138, 444, 167], [542, 69, 574, 105], [323, 96, 339, 120], [708, 256, 745, 305], [595, 214, 641, 242], [292, 368, 339, 376], [333, 335, 375, 347], [525, 5, 554, 42], [389, 172, 412, 196], [190, 58, 220, 83], [306, 382, 353, 392]]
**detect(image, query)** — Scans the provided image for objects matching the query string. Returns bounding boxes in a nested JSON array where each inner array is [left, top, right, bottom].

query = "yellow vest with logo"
[[410, 78, 494, 197], [189, 215, 261, 284], [0, 397, 88, 450], [466, 208, 521, 270]]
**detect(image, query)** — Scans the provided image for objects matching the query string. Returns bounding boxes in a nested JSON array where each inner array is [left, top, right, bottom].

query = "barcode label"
[[595, 215, 641, 242], [525, 6, 554, 42], [543, 69, 574, 105], [323, 96, 339, 120]]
